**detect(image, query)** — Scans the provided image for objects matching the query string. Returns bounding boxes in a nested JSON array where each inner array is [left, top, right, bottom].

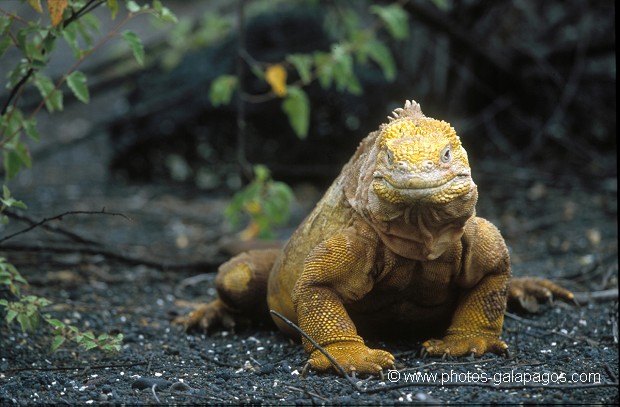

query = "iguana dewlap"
[[179, 100, 574, 375]]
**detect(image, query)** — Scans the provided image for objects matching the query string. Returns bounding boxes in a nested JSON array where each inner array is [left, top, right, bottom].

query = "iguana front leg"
[[423, 219, 511, 357], [292, 232, 394, 375], [423, 271, 510, 357]]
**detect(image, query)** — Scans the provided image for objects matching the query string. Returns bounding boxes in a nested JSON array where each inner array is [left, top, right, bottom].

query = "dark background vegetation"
[[1, 0, 617, 404], [108, 0, 615, 189]]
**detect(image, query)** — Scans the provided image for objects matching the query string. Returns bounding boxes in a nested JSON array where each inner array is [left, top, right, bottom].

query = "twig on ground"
[[2, 209, 104, 246], [285, 386, 330, 403], [269, 310, 363, 391], [504, 312, 548, 327], [150, 384, 161, 404], [0, 242, 219, 271], [573, 288, 619, 304], [0, 208, 131, 245]]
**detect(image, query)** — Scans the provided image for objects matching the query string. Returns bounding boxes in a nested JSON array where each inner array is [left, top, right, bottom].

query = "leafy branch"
[[225, 164, 294, 240], [195, 1, 409, 238], [207, 1, 410, 140], [0, 0, 177, 353]]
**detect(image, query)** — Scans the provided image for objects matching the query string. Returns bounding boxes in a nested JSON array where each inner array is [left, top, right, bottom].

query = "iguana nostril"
[[396, 161, 409, 171]]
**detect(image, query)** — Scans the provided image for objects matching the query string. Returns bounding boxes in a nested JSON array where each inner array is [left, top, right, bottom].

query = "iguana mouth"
[[375, 171, 471, 191], [372, 172, 473, 203]]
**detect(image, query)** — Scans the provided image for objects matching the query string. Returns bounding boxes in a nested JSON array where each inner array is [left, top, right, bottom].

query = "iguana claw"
[[306, 341, 395, 375], [508, 277, 575, 313], [422, 335, 508, 358], [173, 299, 236, 332]]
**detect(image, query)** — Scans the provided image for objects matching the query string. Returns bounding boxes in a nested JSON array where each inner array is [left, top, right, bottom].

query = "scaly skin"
[[176, 100, 574, 375]]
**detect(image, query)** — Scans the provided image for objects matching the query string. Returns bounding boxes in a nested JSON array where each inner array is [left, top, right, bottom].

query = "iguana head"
[[344, 100, 478, 260], [372, 100, 474, 206]]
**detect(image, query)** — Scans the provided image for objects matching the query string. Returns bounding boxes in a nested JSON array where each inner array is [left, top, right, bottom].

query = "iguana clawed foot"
[[305, 341, 395, 375], [508, 277, 576, 313], [421, 333, 508, 359], [172, 299, 236, 331]]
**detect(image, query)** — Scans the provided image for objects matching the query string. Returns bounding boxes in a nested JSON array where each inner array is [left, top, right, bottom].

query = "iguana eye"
[[440, 145, 452, 163]]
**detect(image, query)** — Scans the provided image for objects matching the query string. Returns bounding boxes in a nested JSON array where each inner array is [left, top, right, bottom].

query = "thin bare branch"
[[269, 310, 362, 389], [0, 209, 130, 245], [2, 209, 104, 246], [0, 242, 219, 272]]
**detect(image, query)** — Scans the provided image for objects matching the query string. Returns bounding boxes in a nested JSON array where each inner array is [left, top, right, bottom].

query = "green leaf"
[[126, 1, 141, 13], [5, 309, 17, 324], [66, 71, 89, 103], [122, 30, 144, 66], [14, 142, 32, 168], [34, 73, 63, 112], [264, 181, 294, 225], [153, 0, 177, 24], [23, 119, 40, 142], [46, 318, 65, 328], [314, 48, 361, 94], [331, 46, 362, 94], [313, 51, 333, 89], [50, 335, 66, 352], [82, 340, 99, 351], [431, 0, 450, 11], [208, 75, 238, 107], [107, 0, 119, 19], [0, 185, 27, 209], [0, 272, 9, 283], [41, 30, 56, 55], [371, 4, 409, 40], [77, 14, 100, 48], [195, 13, 232, 47], [3, 150, 24, 180], [282, 86, 310, 139], [365, 39, 396, 81], [102, 344, 120, 352], [15, 27, 29, 52], [82, 13, 101, 32], [1, 106, 24, 136], [62, 23, 80, 57], [0, 16, 11, 34], [287, 54, 313, 85], [253, 164, 270, 182], [16, 312, 38, 332], [0, 36, 11, 59], [341, 8, 362, 40]]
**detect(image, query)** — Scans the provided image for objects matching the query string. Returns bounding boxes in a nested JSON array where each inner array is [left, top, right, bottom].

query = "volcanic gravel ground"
[[0, 162, 618, 404]]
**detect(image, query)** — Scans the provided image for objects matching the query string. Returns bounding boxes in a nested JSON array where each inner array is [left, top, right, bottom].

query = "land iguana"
[[177, 100, 574, 375]]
